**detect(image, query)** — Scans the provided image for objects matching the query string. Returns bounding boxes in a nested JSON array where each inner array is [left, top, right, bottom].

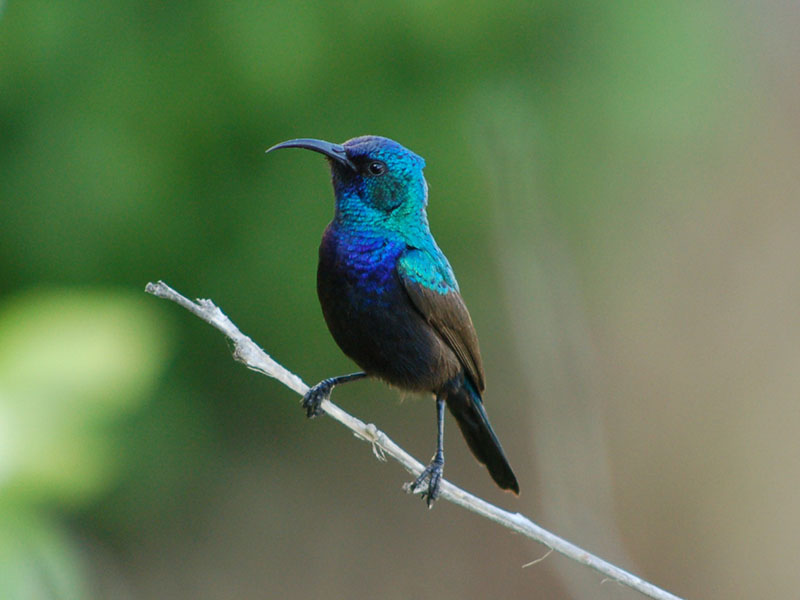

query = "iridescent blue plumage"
[[267, 135, 518, 504]]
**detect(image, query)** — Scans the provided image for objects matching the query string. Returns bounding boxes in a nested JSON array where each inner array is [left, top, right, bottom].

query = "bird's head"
[[267, 135, 428, 231]]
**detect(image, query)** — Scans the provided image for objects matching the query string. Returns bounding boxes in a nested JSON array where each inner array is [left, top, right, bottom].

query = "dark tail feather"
[[445, 378, 519, 494]]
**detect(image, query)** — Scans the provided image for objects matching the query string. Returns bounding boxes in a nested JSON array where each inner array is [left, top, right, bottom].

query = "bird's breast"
[[318, 226, 405, 308], [316, 224, 459, 391]]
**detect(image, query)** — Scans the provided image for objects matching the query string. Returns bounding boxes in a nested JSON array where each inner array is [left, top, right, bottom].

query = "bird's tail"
[[444, 376, 519, 494]]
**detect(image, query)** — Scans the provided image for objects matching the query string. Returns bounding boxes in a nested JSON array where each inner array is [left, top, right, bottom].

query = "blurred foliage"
[[1, 0, 792, 598], [0, 509, 86, 600], [0, 289, 168, 598], [0, 289, 169, 503]]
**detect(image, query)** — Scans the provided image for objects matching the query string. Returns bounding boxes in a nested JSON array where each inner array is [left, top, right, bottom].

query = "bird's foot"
[[302, 372, 367, 418], [410, 455, 444, 508], [302, 379, 334, 418]]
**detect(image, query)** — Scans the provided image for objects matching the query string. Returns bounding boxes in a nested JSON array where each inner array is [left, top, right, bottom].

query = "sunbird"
[[267, 135, 518, 505]]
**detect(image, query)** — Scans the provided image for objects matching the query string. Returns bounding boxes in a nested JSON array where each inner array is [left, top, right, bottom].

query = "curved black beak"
[[266, 138, 356, 171]]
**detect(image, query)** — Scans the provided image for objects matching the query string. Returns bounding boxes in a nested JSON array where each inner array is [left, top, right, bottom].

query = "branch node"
[[366, 424, 387, 461]]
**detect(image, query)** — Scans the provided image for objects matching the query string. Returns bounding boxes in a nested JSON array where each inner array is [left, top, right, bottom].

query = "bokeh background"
[[2, 1, 799, 598]]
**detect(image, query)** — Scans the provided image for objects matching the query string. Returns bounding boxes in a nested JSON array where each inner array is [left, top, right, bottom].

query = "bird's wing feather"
[[397, 248, 485, 392]]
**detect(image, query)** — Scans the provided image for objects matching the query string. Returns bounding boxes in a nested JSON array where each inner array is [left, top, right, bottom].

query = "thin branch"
[[145, 280, 684, 600]]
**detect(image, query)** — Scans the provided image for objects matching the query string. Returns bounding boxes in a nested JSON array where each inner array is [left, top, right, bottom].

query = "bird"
[[266, 135, 519, 505]]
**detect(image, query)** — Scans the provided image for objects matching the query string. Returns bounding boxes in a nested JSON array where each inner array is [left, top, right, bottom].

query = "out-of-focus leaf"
[[0, 288, 171, 505], [0, 507, 86, 600]]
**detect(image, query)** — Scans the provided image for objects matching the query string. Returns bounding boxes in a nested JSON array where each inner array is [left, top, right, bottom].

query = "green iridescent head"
[[267, 135, 429, 225]]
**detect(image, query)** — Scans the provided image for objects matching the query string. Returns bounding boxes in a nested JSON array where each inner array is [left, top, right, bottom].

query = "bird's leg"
[[302, 372, 367, 418], [410, 394, 446, 507]]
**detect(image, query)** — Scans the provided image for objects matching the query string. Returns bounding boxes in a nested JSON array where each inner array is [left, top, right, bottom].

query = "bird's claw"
[[302, 381, 332, 418], [410, 457, 444, 507]]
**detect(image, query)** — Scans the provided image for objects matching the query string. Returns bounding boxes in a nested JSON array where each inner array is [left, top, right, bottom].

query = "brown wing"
[[398, 250, 485, 392]]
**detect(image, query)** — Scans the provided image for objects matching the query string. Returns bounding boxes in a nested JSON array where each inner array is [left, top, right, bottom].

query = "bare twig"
[[145, 280, 684, 600]]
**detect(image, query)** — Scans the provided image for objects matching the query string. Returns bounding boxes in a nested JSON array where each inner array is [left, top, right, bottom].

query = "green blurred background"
[[2, 1, 799, 598]]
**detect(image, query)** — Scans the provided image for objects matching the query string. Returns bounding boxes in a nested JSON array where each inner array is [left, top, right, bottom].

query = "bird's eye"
[[366, 161, 387, 176]]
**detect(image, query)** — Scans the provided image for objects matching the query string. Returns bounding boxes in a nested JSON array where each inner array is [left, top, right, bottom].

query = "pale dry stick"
[[145, 280, 684, 600]]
